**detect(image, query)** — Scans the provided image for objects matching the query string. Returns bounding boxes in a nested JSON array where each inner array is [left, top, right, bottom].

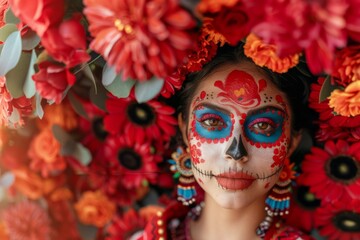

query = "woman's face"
[[182, 63, 297, 209]]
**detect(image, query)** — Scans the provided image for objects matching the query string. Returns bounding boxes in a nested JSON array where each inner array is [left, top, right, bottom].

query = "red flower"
[[285, 185, 321, 233], [0, 0, 9, 28], [211, 1, 265, 46], [315, 200, 360, 240], [9, 0, 65, 37], [32, 61, 76, 103], [103, 132, 161, 189], [41, 15, 90, 67], [104, 94, 177, 143], [316, 122, 360, 143], [106, 209, 146, 240], [2, 201, 51, 240], [83, 0, 196, 81], [298, 140, 360, 203], [309, 77, 360, 128], [333, 45, 360, 87]]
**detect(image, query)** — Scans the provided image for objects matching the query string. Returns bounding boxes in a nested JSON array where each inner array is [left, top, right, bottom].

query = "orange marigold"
[[74, 190, 116, 227], [333, 45, 360, 87], [197, 0, 239, 14], [28, 129, 66, 177], [201, 18, 228, 46], [244, 33, 300, 73], [328, 80, 360, 117], [0, 221, 9, 240]]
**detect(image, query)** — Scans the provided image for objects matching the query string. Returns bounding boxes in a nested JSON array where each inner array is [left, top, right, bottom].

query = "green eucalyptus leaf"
[[21, 30, 40, 50], [104, 76, 136, 98], [68, 143, 92, 166], [0, 172, 15, 188], [68, 92, 89, 120], [35, 93, 44, 119], [82, 64, 97, 93], [102, 64, 117, 86], [5, 8, 20, 24], [319, 75, 342, 102], [23, 50, 36, 98], [0, 30, 22, 76], [89, 84, 107, 111], [5, 51, 32, 98], [52, 125, 72, 145], [0, 24, 17, 42], [135, 77, 164, 103]]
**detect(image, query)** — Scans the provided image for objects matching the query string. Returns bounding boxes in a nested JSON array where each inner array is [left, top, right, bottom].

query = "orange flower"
[[197, 0, 239, 14], [37, 100, 78, 131], [12, 168, 62, 199], [244, 33, 300, 73], [201, 18, 228, 46], [0, 221, 9, 240], [333, 45, 360, 87], [49, 187, 73, 202], [329, 81, 360, 117], [28, 129, 66, 177], [74, 190, 116, 227]]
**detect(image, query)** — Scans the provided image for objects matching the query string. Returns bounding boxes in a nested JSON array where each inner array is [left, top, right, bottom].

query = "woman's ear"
[[287, 130, 302, 157], [178, 113, 189, 147]]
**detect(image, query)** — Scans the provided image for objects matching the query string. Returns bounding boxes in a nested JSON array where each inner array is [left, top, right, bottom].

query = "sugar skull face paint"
[[183, 63, 295, 209]]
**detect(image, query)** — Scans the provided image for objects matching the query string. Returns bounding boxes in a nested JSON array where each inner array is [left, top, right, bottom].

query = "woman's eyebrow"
[[194, 103, 231, 115], [247, 105, 286, 117]]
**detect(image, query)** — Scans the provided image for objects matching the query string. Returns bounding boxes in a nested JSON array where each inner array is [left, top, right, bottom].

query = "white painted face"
[[183, 63, 295, 209]]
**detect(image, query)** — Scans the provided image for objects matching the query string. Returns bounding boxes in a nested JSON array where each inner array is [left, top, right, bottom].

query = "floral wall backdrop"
[[0, 0, 360, 239]]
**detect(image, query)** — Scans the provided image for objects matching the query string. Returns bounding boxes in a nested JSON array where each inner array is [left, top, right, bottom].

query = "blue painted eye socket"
[[244, 109, 284, 144], [194, 107, 232, 140]]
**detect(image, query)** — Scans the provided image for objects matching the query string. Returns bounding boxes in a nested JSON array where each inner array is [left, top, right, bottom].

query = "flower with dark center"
[[103, 131, 161, 189], [91, 117, 108, 141], [298, 140, 360, 203], [315, 200, 360, 240], [104, 94, 178, 143]]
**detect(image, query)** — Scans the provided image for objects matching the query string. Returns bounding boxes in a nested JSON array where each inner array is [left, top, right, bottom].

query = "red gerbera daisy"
[[285, 185, 321, 233], [315, 200, 360, 240], [309, 77, 360, 128], [106, 209, 146, 240], [83, 0, 196, 81], [104, 94, 177, 143], [298, 139, 360, 203], [103, 131, 161, 189], [316, 122, 360, 143], [2, 201, 51, 240]]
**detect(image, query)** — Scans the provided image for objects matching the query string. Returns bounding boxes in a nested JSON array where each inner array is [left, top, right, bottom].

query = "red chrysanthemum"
[[309, 77, 360, 128], [333, 45, 360, 87], [83, 0, 196, 81], [103, 132, 161, 189], [0, 76, 33, 127], [285, 185, 321, 233], [104, 94, 177, 143], [316, 122, 360, 143], [2, 201, 51, 240], [315, 200, 360, 240], [298, 139, 360, 203], [106, 209, 146, 240]]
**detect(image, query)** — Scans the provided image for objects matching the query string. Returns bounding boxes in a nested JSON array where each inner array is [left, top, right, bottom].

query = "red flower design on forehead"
[[214, 70, 266, 108]]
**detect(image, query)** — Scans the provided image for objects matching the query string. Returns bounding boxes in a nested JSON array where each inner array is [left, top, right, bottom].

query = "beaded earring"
[[169, 146, 197, 206]]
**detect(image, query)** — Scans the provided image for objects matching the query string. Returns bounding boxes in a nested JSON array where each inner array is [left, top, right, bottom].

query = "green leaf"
[[23, 50, 37, 98], [319, 75, 342, 102], [21, 30, 40, 50], [104, 75, 136, 98], [82, 64, 97, 93], [0, 24, 17, 42], [0, 30, 22, 76], [0, 172, 15, 188], [5, 8, 20, 24], [89, 84, 107, 111], [102, 64, 117, 86], [135, 77, 164, 103], [35, 93, 44, 119], [5, 51, 32, 98], [68, 92, 89, 120]]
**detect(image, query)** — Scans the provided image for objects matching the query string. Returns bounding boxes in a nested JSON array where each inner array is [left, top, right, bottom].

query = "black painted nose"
[[226, 136, 248, 160]]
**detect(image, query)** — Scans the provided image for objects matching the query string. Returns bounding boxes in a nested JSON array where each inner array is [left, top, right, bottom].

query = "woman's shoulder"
[[265, 219, 314, 240]]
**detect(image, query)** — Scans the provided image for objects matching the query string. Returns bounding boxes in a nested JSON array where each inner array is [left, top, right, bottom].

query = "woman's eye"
[[198, 114, 226, 130], [249, 118, 276, 136], [203, 118, 224, 127]]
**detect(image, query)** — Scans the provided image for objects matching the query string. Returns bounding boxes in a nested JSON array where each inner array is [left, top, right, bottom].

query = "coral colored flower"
[[74, 190, 116, 228], [104, 94, 177, 142], [285, 185, 321, 233], [2, 201, 51, 240], [106, 209, 146, 240], [103, 132, 161, 189], [309, 77, 360, 128], [0, 76, 33, 127], [83, 0, 196, 81], [328, 81, 360, 117], [28, 129, 66, 177], [315, 200, 360, 240], [37, 100, 78, 131], [32, 61, 76, 103], [9, 0, 64, 37], [40, 15, 90, 67], [298, 140, 360, 203], [0, 0, 9, 28], [49, 187, 73, 202], [333, 45, 360, 87], [244, 33, 300, 73], [0, 221, 9, 240], [197, 0, 239, 14]]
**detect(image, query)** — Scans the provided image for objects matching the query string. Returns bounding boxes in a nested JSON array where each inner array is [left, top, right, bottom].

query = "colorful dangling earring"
[[168, 146, 197, 206], [265, 158, 296, 217]]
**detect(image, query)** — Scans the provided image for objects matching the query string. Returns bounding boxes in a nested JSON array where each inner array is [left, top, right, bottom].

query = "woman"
[[139, 44, 312, 240]]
